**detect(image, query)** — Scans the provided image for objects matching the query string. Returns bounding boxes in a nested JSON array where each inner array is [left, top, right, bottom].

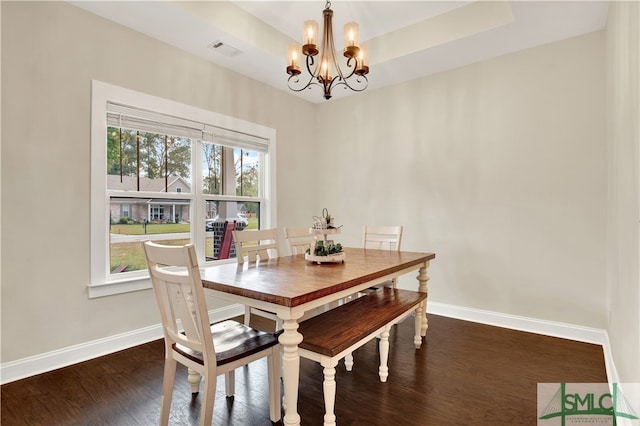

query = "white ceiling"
[[68, 1, 609, 104]]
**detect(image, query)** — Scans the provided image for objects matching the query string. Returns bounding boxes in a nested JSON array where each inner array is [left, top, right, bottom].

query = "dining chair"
[[283, 226, 316, 255], [363, 225, 403, 288], [143, 241, 281, 426], [232, 228, 282, 330]]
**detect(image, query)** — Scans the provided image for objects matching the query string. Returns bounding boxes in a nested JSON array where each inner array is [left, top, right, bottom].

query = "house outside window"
[[90, 81, 276, 298]]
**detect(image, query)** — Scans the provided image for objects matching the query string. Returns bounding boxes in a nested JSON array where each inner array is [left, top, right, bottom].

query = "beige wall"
[[606, 1, 640, 383], [0, 1, 316, 362], [1, 0, 633, 384], [315, 32, 607, 328]]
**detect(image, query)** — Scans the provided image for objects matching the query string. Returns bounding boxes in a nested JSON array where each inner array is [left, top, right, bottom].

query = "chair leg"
[[187, 367, 201, 394], [344, 352, 354, 371], [159, 357, 177, 426], [320, 358, 339, 426], [199, 369, 217, 426], [268, 346, 282, 422], [378, 324, 391, 382], [244, 305, 252, 325], [225, 370, 235, 397]]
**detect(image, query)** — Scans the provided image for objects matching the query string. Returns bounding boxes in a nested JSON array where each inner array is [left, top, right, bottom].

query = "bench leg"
[[320, 358, 339, 426], [414, 307, 424, 349], [344, 352, 354, 371], [378, 324, 391, 382]]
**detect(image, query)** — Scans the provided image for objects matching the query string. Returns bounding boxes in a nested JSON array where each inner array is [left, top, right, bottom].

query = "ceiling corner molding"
[[369, 1, 515, 65]]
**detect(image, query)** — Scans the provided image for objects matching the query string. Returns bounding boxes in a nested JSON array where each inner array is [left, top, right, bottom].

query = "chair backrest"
[[363, 225, 403, 251], [143, 242, 215, 362], [283, 227, 316, 255], [217, 221, 236, 260], [232, 228, 280, 264]]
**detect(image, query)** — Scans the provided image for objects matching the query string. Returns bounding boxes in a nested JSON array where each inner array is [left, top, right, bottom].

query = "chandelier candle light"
[[286, 0, 369, 100]]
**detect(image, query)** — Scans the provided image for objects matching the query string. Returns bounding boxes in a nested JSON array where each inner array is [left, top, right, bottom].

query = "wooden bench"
[[296, 287, 427, 426]]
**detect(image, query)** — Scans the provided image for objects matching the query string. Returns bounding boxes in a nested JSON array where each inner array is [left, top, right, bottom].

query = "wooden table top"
[[200, 247, 435, 308]]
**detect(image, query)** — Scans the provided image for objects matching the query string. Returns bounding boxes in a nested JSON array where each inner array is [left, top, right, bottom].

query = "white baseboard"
[[426, 301, 617, 382], [0, 304, 244, 385], [2, 302, 619, 387]]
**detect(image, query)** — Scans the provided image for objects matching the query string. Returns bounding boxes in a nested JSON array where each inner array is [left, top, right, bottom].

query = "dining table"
[[200, 246, 435, 426]]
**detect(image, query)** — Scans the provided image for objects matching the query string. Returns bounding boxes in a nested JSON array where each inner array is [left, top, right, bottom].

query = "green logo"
[[539, 383, 639, 425]]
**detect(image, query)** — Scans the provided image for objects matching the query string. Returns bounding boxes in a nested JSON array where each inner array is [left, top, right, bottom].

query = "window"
[[90, 81, 276, 298]]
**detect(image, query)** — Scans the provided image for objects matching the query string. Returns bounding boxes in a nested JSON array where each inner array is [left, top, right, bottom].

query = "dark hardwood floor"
[[1, 314, 607, 425]]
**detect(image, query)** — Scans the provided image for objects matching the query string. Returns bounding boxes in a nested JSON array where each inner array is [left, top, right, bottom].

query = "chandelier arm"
[[340, 57, 357, 80], [305, 55, 317, 78], [329, 74, 369, 94], [288, 57, 320, 92], [287, 75, 315, 93]]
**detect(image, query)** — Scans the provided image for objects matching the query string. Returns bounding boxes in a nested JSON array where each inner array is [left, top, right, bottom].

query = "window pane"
[[107, 127, 192, 193], [109, 197, 191, 274], [235, 149, 260, 197], [107, 128, 138, 190], [202, 143, 222, 195], [204, 200, 258, 261]]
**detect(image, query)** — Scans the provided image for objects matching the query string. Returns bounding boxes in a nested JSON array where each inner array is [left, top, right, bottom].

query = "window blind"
[[106, 102, 269, 153]]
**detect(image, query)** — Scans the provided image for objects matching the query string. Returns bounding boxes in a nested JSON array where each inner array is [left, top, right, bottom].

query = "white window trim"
[[89, 80, 277, 298]]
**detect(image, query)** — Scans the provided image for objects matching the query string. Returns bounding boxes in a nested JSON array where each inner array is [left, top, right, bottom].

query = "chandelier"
[[286, 1, 369, 100]]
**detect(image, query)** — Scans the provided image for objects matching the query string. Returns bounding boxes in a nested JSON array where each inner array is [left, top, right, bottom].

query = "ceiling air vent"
[[207, 41, 242, 58]]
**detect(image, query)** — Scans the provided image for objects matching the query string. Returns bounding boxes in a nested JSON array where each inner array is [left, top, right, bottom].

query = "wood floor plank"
[[0, 314, 607, 425]]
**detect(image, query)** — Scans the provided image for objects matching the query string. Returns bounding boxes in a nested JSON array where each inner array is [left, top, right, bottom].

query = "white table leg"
[[280, 317, 303, 426], [417, 261, 430, 338]]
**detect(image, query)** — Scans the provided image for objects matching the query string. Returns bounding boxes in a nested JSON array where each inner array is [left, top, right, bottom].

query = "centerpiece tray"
[[305, 251, 346, 264]]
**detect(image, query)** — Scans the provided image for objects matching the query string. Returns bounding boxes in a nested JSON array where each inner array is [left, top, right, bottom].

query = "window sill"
[[87, 259, 239, 298], [88, 275, 152, 298]]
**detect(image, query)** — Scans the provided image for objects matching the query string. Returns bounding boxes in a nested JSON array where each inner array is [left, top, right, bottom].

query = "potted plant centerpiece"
[[305, 208, 345, 264]]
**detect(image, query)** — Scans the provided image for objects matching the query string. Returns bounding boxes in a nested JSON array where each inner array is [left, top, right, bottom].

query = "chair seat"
[[173, 320, 279, 366]]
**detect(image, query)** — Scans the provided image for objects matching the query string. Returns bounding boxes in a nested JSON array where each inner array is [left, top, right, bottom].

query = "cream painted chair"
[[143, 241, 281, 426], [363, 225, 403, 288], [232, 228, 282, 330], [283, 227, 316, 256]]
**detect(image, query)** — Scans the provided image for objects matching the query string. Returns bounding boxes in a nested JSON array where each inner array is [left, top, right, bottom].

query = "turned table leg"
[[417, 261, 430, 339], [280, 317, 303, 426]]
